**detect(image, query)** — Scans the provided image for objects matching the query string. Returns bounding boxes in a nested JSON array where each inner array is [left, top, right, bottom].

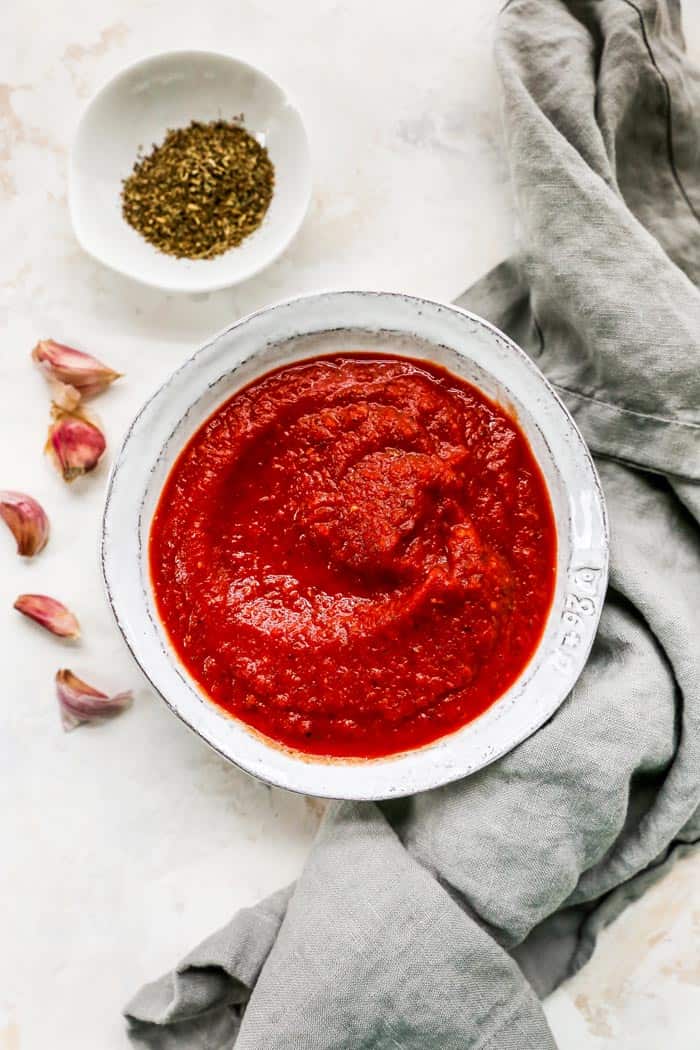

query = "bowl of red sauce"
[[102, 291, 608, 798]]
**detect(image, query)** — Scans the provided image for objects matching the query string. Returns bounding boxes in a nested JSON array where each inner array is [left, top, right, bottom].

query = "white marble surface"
[[1, 2, 698, 1048]]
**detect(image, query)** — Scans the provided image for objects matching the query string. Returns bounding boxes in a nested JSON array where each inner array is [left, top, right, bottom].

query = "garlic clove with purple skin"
[[0, 490, 50, 556], [32, 339, 122, 410], [46, 406, 106, 482], [14, 594, 80, 639], [55, 669, 133, 731]]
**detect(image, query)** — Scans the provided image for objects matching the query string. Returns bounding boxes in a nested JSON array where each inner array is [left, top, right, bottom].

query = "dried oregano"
[[121, 119, 275, 260]]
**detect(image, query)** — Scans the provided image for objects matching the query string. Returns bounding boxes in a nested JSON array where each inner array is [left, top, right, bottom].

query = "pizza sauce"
[[149, 353, 556, 758]]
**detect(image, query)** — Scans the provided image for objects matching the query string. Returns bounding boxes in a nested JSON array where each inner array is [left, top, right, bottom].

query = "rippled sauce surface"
[[149, 354, 557, 758]]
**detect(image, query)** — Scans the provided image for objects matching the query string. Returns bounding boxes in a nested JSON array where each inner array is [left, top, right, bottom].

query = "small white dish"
[[102, 291, 609, 799], [69, 50, 311, 293]]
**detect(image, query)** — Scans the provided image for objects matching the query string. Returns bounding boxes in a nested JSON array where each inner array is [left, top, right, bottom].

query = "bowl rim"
[[68, 48, 312, 294], [101, 289, 609, 798]]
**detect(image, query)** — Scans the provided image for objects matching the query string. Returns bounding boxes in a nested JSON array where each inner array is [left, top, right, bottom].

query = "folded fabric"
[[126, 1, 700, 1046]]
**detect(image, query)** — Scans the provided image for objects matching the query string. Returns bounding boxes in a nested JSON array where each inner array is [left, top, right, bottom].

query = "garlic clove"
[[14, 594, 80, 638], [0, 490, 50, 556], [46, 406, 106, 482], [55, 669, 133, 731], [32, 340, 121, 408]]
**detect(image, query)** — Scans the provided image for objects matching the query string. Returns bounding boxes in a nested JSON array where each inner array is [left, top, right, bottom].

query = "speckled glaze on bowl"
[[101, 291, 608, 799]]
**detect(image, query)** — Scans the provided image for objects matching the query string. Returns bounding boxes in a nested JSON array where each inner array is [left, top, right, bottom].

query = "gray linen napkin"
[[126, 1, 700, 1046]]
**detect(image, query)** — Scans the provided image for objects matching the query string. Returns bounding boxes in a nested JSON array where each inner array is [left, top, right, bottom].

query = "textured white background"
[[1, 2, 698, 1048]]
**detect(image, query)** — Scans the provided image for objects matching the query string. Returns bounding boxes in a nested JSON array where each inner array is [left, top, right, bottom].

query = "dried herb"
[[121, 119, 275, 259]]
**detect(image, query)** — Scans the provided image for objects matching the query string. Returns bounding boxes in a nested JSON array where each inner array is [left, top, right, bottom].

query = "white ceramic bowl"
[[69, 51, 311, 293], [102, 291, 608, 799]]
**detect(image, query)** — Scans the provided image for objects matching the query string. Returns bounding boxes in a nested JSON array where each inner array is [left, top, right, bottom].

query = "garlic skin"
[[46, 406, 106, 482], [14, 594, 80, 638], [33, 340, 121, 410], [0, 490, 50, 556], [55, 669, 133, 731]]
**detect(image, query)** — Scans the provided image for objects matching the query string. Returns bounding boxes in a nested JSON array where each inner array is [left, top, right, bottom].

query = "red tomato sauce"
[[149, 353, 556, 758]]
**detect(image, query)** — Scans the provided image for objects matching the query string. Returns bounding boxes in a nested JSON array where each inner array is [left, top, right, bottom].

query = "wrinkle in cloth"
[[126, 2, 700, 1047]]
